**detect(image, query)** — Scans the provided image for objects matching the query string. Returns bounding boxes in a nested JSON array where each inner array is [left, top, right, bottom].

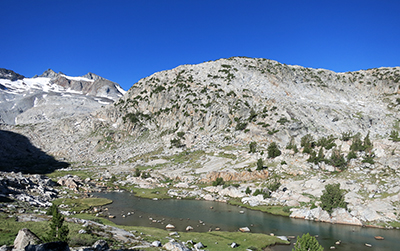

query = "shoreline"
[[93, 187, 399, 231]]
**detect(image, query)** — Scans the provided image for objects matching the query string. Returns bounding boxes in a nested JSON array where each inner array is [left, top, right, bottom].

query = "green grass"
[[74, 214, 289, 251], [0, 211, 289, 249], [164, 150, 206, 164], [46, 168, 94, 181], [0, 213, 104, 247], [216, 152, 237, 160], [228, 199, 291, 217], [51, 197, 113, 212], [125, 187, 172, 199]]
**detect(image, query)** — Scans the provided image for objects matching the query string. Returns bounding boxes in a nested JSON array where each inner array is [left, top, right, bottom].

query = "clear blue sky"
[[1, 0, 399, 90]]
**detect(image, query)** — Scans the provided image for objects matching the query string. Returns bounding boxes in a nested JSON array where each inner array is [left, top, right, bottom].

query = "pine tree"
[[363, 131, 373, 152], [267, 142, 281, 158], [44, 204, 69, 243], [249, 141, 257, 153], [293, 233, 324, 251], [320, 183, 346, 215], [329, 148, 346, 169]]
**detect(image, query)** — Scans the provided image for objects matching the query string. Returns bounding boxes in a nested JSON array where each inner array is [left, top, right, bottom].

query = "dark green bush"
[[44, 204, 69, 243], [267, 142, 281, 158], [347, 150, 357, 161], [286, 137, 298, 153], [351, 132, 373, 152], [170, 138, 183, 148], [341, 131, 353, 141], [293, 233, 323, 251], [252, 189, 270, 199], [267, 180, 281, 192], [235, 122, 248, 131], [212, 177, 225, 186], [301, 134, 315, 154], [329, 148, 346, 169], [316, 135, 336, 150], [256, 158, 264, 170], [362, 152, 375, 164], [245, 187, 252, 195], [249, 141, 257, 153], [389, 130, 400, 142], [177, 131, 185, 138], [320, 183, 346, 215]]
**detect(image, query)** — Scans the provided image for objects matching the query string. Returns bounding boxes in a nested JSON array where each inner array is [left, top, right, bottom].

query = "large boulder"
[[331, 208, 363, 226], [91, 240, 109, 251], [13, 228, 41, 250], [163, 241, 191, 251], [57, 175, 81, 191], [205, 170, 268, 182]]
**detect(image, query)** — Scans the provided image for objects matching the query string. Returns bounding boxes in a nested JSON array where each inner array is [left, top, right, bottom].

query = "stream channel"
[[93, 192, 399, 250]]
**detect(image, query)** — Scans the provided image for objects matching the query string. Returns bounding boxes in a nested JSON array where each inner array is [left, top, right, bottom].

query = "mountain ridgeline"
[[102, 57, 400, 147], [2, 57, 400, 165]]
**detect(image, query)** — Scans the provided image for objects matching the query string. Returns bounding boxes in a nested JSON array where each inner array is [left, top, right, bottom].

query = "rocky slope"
[[2, 57, 400, 227]]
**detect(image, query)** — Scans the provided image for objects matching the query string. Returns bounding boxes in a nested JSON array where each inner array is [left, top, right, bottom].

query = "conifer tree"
[[293, 233, 324, 251], [256, 158, 264, 170], [320, 183, 346, 215], [267, 142, 281, 158], [44, 204, 69, 243]]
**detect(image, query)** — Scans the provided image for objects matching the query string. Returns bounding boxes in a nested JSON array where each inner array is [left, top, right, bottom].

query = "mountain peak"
[[0, 68, 25, 81], [81, 72, 105, 81], [38, 69, 61, 79]]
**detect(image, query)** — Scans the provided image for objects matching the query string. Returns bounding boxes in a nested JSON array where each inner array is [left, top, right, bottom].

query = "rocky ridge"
[[1, 57, 400, 230]]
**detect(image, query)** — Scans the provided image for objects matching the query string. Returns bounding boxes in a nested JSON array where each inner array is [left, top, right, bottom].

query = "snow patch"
[[115, 84, 126, 95], [94, 97, 112, 105], [61, 75, 94, 82]]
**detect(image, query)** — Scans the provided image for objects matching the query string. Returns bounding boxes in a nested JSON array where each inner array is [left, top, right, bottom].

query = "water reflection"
[[93, 192, 399, 251]]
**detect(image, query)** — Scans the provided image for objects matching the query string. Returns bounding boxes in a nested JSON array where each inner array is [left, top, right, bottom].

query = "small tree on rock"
[[293, 233, 323, 251], [267, 142, 281, 158], [212, 177, 225, 186], [256, 158, 264, 170], [329, 148, 346, 169], [320, 183, 346, 215], [249, 141, 257, 153]]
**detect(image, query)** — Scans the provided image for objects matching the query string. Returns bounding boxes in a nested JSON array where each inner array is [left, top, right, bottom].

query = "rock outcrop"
[[13, 228, 41, 250], [0, 68, 24, 81], [205, 170, 269, 182], [0, 171, 58, 206]]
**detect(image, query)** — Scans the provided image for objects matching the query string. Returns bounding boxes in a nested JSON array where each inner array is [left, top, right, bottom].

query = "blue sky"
[[1, 0, 399, 90]]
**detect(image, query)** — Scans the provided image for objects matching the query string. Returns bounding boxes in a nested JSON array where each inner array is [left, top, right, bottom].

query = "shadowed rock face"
[[25, 241, 69, 251], [0, 130, 69, 174]]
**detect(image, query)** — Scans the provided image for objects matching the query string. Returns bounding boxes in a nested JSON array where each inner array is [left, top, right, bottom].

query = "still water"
[[93, 192, 399, 250]]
